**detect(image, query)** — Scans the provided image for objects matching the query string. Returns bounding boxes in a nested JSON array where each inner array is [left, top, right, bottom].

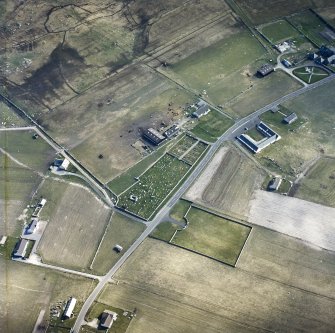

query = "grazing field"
[[0, 258, 96, 333], [248, 190, 335, 251], [0, 147, 43, 237], [185, 145, 266, 219], [168, 30, 268, 107], [293, 157, 335, 207], [117, 154, 191, 220], [191, 109, 233, 142], [288, 10, 332, 46], [226, 70, 303, 117], [169, 199, 192, 221], [255, 79, 335, 178], [37, 179, 111, 271], [0, 102, 27, 127], [317, 6, 335, 28], [171, 207, 251, 265], [259, 19, 301, 44], [91, 213, 146, 275], [292, 66, 329, 84], [102, 234, 335, 333], [182, 141, 208, 165], [0, 129, 56, 173]]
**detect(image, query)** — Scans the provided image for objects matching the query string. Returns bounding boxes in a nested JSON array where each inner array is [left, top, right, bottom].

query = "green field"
[[259, 19, 301, 44], [153, 206, 251, 266], [0, 102, 27, 127], [0, 129, 55, 172], [255, 79, 335, 178], [182, 141, 208, 164], [293, 66, 329, 84], [168, 30, 268, 107], [91, 213, 146, 275], [288, 10, 331, 46], [294, 157, 335, 207], [191, 109, 233, 142], [117, 154, 191, 220]]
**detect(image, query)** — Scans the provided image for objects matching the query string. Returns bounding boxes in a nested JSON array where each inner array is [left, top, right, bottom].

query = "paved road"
[[72, 73, 335, 332]]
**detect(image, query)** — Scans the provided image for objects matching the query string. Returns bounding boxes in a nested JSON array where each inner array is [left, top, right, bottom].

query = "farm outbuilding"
[[283, 113, 298, 124], [163, 124, 179, 138], [257, 63, 274, 76], [27, 218, 38, 234], [63, 297, 77, 319], [143, 128, 166, 145], [0, 235, 7, 246], [59, 158, 70, 171], [268, 177, 282, 191], [13, 238, 29, 258]]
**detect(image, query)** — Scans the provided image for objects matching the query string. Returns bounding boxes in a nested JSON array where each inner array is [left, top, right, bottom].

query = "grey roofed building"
[[13, 238, 29, 258], [192, 100, 210, 118], [163, 124, 179, 138], [100, 310, 118, 329], [237, 122, 281, 153], [143, 128, 165, 145], [257, 63, 274, 76], [283, 112, 298, 124], [268, 177, 282, 191], [27, 218, 38, 234]]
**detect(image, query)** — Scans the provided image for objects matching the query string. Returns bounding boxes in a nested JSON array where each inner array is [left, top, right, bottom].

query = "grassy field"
[[226, 70, 303, 118], [36, 178, 111, 271], [117, 154, 191, 220], [83, 301, 132, 333], [191, 109, 234, 142], [0, 148, 43, 237], [288, 10, 332, 46], [0, 129, 56, 173], [0, 102, 27, 127], [91, 213, 146, 275], [170, 199, 192, 221], [0, 258, 96, 333], [292, 66, 329, 84], [255, 79, 335, 178], [259, 19, 301, 44], [293, 157, 335, 207], [182, 141, 208, 164], [103, 227, 335, 333], [169, 30, 267, 106], [185, 145, 266, 219], [171, 207, 251, 266], [151, 222, 179, 242]]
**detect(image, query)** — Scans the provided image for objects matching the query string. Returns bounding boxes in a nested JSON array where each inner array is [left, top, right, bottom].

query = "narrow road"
[[72, 73, 335, 332]]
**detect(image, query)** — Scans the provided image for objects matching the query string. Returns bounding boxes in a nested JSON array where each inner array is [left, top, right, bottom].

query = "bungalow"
[[192, 100, 210, 119], [100, 310, 118, 329]]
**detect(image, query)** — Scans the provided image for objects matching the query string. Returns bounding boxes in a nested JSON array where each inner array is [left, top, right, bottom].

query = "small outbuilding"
[[283, 112, 298, 124], [0, 235, 7, 246], [27, 218, 38, 234], [114, 244, 123, 253], [39, 198, 47, 207], [268, 177, 282, 191], [59, 158, 70, 171], [100, 310, 118, 329]]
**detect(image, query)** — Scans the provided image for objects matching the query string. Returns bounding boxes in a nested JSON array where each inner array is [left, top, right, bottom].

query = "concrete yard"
[[248, 190, 335, 251]]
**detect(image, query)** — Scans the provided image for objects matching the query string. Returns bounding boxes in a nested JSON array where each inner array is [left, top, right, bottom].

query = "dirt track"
[[248, 190, 335, 251]]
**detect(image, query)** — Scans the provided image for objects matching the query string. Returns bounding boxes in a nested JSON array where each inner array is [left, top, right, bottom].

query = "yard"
[[117, 154, 191, 220], [259, 19, 301, 44], [191, 109, 233, 142], [36, 178, 112, 271], [292, 66, 329, 84]]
